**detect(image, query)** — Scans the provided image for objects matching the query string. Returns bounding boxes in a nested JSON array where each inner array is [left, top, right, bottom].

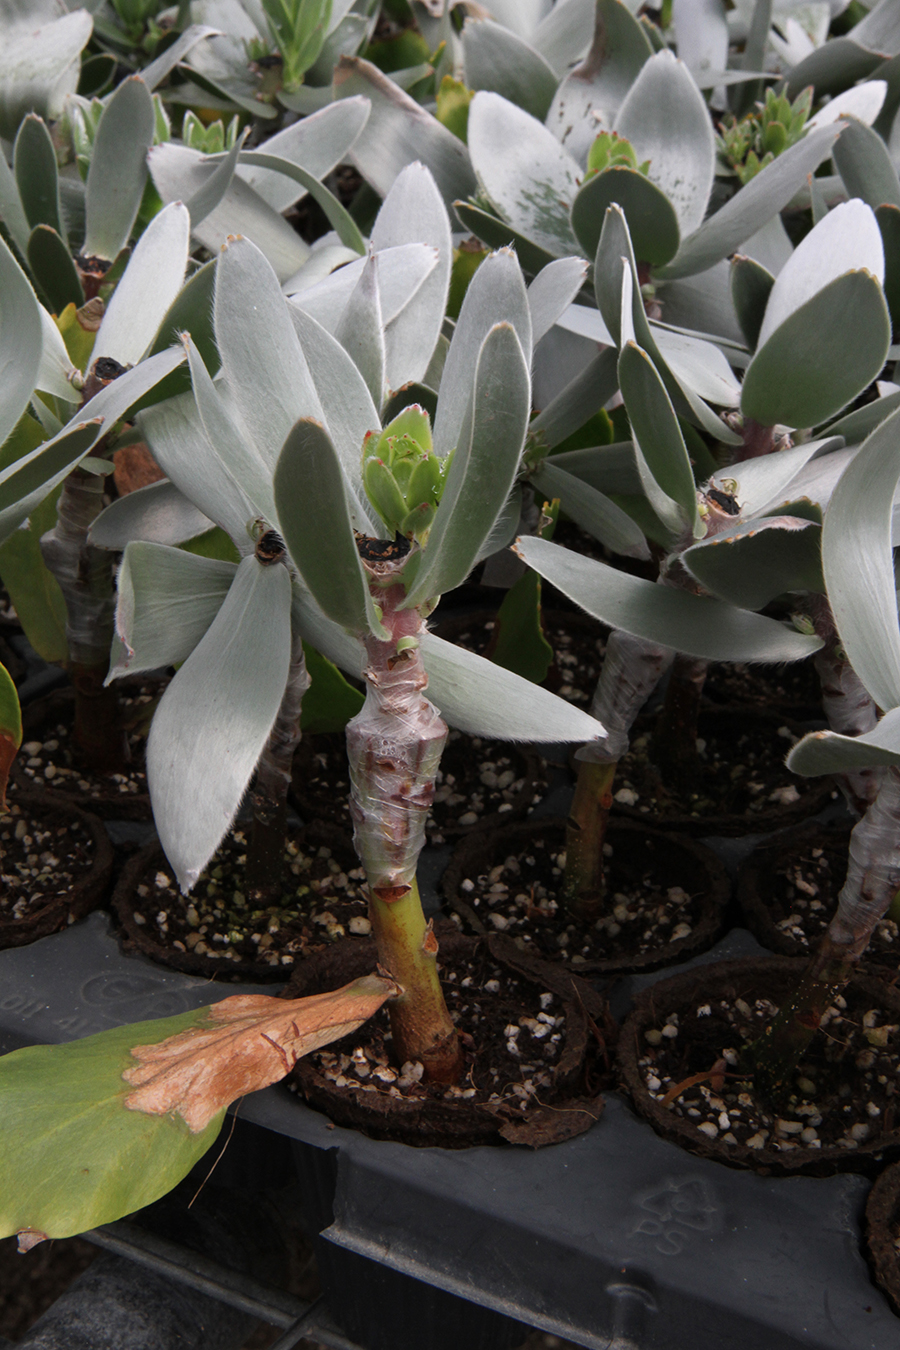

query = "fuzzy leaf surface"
[[516, 537, 822, 662], [533, 459, 649, 559], [110, 541, 236, 680], [467, 92, 581, 256], [432, 248, 532, 461], [149, 144, 309, 284], [757, 200, 884, 351], [656, 124, 842, 280], [274, 419, 384, 637], [527, 257, 588, 345], [571, 166, 680, 268], [741, 271, 890, 429], [613, 49, 715, 239], [463, 19, 558, 121], [333, 56, 476, 208], [788, 708, 900, 776], [0, 10, 92, 140], [91, 481, 215, 550], [92, 204, 190, 369], [681, 517, 824, 610], [83, 77, 155, 262], [0, 236, 43, 451], [418, 630, 605, 743], [545, 0, 653, 164], [147, 555, 292, 892], [822, 405, 900, 713], [403, 323, 530, 608], [15, 115, 63, 238], [370, 163, 452, 393]]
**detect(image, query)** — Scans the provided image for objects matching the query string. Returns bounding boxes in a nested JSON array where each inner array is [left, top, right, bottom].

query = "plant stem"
[[811, 595, 883, 816], [564, 759, 617, 923], [246, 616, 310, 907], [345, 556, 462, 1082], [563, 630, 673, 918], [733, 418, 776, 462], [648, 653, 708, 790], [748, 766, 900, 1097], [39, 463, 128, 773]]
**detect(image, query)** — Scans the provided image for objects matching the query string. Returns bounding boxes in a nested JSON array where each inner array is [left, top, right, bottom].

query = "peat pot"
[[0, 911, 899, 1347]]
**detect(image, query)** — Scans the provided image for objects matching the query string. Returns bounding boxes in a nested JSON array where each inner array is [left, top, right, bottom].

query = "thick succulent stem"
[[648, 653, 708, 790], [246, 617, 310, 907], [733, 418, 776, 462], [749, 766, 900, 1097], [564, 630, 673, 919], [39, 464, 128, 773], [345, 561, 461, 1082], [811, 595, 882, 816]]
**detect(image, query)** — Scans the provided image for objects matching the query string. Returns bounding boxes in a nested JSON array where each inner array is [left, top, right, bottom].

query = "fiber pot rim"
[[737, 822, 896, 973], [866, 1160, 900, 1317], [282, 927, 608, 1149], [0, 785, 113, 949], [618, 955, 900, 1178], [441, 815, 730, 976]]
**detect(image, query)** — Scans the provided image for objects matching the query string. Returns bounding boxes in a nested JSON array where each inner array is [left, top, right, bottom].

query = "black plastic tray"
[[0, 910, 895, 1350]]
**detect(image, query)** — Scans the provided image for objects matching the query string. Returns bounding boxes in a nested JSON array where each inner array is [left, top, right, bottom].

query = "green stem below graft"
[[369, 877, 462, 1082], [564, 758, 618, 923]]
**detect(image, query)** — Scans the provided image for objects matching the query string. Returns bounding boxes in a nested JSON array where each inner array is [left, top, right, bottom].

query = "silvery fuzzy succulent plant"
[[147, 93, 374, 285], [167, 0, 378, 118], [0, 190, 191, 770], [741, 403, 900, 1087], [0, 3, 93, 141], [92, 164, 606, 1079]]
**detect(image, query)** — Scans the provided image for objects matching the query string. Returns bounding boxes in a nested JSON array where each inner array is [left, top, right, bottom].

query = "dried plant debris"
[[0, 801, 95, 920], [136, 831, 371, 969], [295, 952, 568, 1111], [616, 718, 828, 822], [454, 832, 708, 967], [294, 730, 544, 839], [637, 985, 899, 1156]]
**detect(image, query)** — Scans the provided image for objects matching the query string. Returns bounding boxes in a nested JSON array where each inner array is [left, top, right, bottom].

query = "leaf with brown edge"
[[0, 976, 398, 1244], [0, 661, 22, 809], [123, 975, 401, 1133]]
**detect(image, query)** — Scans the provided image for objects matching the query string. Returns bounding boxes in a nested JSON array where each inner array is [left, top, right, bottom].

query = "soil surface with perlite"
[[113, 824, 373, 978], [284, 929, 610, 1148], [739, 825, 899, 970], [444, 818, 729, 975], [619, 958, 900, 1176]]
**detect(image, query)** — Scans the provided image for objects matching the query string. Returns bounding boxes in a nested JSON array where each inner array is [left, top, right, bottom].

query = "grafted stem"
[[345, 556, 461, 1082], [749, 766, 900, 1097], [648, 653, 708, 790], [563, 630, 673, 918]]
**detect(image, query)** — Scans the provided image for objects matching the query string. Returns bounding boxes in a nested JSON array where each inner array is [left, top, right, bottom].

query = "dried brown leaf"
[[123, 974, 400, 1133]]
